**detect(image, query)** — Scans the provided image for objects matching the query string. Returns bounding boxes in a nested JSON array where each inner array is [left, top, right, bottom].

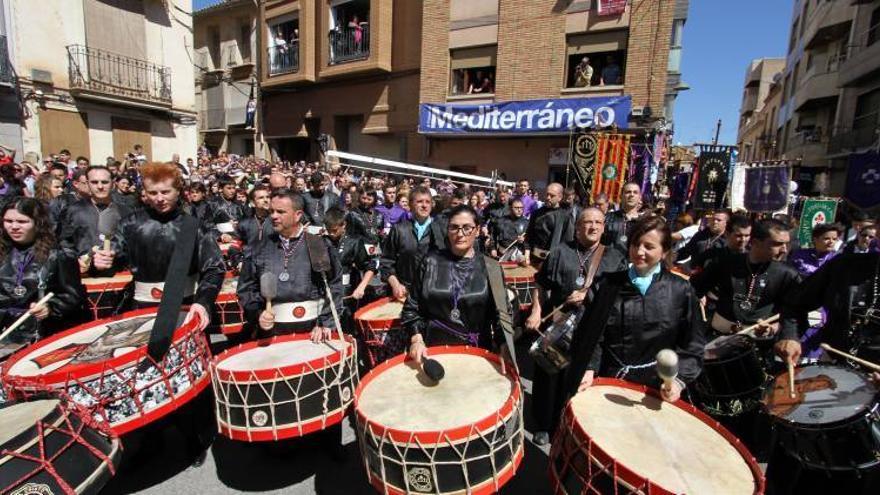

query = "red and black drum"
[[0, 389, 121, 495], [81, 271, 132, 320], [551, 378, 765, 494], [696, 334, 767, 407], [500, 262, 537, 312], [210, 333, 357, 442], [2, 309, 212, 435], [212, 272, 244, 335], [353, 297, 407, 367], [355, 346, 524, 494]]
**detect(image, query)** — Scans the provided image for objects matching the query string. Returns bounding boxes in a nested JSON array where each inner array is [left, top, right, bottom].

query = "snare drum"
[[353, 297, 407, 368], [211, 333, 357, 442], [529, 310, 579, 374], [2, 309, 212, 435], [355, 346, 524, 495], [82, 271, 133, 320], [212, 272, 244, 335], [697, 334, 767, 400], [763, 364, 880, 471], [551, 378, 765, 494], [0, 390, 121, 495], [501, 262, 537, 311]]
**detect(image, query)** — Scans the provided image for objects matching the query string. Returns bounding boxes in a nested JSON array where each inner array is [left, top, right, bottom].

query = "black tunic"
[[492, 215, 529, 252], [328, 234, 378, 297], [400, 250, 499, 350], [525, 205, 573, 253], [110, 207, 225, 310], [603, 209, 640, 248], [59, 198, 133, 257], [379, 217, 447, 288], [677, 228, 725, 263], [236, 214, 274, 247], [208, 196, 246, 224], [691, 252, 801, 338], [537, 241, 627, 308], [345, 206, 384, 244], [237, 231, 343, 331], [0, 246, 86, 354], [301, 190, 340, 226]]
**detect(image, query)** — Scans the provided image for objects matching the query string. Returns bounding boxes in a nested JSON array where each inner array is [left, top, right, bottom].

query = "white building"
[[0, 0, 198, 163]]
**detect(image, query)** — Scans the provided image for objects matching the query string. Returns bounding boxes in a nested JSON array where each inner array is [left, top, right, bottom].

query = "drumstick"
[[787, 360, 796, 399], [0, 292, 54, 342], [699, 299, 707, 322], [100, 234, 111, 252], [499, 238, 520, 258], [541, 304, 566, 324], [735, 313, 781, 336], [820, 343, 880, 373]]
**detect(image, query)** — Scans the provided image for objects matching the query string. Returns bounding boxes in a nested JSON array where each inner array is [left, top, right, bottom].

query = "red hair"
[[141, 162, 183, 190]]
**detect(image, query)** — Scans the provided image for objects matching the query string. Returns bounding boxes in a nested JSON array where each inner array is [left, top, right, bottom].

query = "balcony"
[[328, 23, 370, 65], [0, 35, 12, 85], [827, 126, 879, 154], [268, 42, 299, 75], [792, 69, 839, 111], [840, 22, 880, 86], [67, 44, 172, 107]]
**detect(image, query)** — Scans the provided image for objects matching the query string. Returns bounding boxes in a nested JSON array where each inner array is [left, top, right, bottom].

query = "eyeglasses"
[[447, 224, 477, 236]]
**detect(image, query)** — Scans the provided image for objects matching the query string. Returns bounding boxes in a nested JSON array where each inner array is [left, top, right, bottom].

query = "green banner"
[[798, 198, 837, 247]]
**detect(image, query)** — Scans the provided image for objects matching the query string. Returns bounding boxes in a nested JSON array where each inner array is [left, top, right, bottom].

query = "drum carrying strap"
[[147, 214, 199, 363], [564, 281, 621, 397], [304, 233, 344, 341], [584, 244, 606, 291], [484, 255, 518, 370]]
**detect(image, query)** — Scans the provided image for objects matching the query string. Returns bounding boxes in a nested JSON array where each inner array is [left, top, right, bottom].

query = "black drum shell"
[[697, 335, 767, 399]]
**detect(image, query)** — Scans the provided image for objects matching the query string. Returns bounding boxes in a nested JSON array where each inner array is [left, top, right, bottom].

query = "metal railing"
[[847, 21, 880, 57], [328, 23, 370, 65], [67, 44, 172, 105], [268, 42, 299, 75], [0, 35, 12, 84], [827, 125, 879, 153]]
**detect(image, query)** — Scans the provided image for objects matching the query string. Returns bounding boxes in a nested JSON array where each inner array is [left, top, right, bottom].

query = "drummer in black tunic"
[[93, 162, 224, 330], [237, 190, 343, 341], [523, 183, 572, 267], [0, 198, 85, 359], [689, 214, 752, 272], [236, 185, 274, 247], [209, 174, 246, 243], [603, 182, 644, 248], [525, 207, 626, 445], [490, 198, 529, 261], [345, 186, 384, 245], [567, 215, 706, 402], [402, 205, 504, 361], [323, 206, 378, 311]]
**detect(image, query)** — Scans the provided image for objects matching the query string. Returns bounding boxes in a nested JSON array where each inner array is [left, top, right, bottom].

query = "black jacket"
[[301, 190, 340, 226], [236, 214, 274, 247], [329, 234, 379, 296], [677, 228, 725, 263], [537, 241, 627, 308], [525, 205, 573, 252], [379, 217, 447, 287], [59, 198, 133, 257], [492, 215, 529, 251], [345, 207, 384, 244]]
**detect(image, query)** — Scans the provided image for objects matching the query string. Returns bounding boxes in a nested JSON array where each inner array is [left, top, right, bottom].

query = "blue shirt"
[[413, 217, 433, 241], [628, 262, 662, 295]]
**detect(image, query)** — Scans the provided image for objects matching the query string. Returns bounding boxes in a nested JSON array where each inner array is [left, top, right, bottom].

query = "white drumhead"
[[7, 313, 187, 377], [570, 385, 755, 494], [218, 339, 350, 372], [0, 399, 59, 446], [358, 353, 513, 432], [359, 301, 403, 321]]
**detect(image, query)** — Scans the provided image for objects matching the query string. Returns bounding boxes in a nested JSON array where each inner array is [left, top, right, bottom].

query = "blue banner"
[[419, 96, 631, 135], [846, 150, 880, 209]]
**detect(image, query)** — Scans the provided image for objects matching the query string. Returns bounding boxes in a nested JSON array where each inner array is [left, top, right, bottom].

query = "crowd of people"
[[0, 143, 878, 492]]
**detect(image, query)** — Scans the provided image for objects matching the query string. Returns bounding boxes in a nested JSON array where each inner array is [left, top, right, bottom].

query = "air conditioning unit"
[[31, 69, 53, 85], [631, 106, 645, 117]]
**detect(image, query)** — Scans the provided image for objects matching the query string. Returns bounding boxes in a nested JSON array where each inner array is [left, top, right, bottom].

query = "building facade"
[[193, 0, 258, 156], [416, 0, 689, 186], [0, 0, 197, 164], [736, 58, 785, 163], [258, 0, 423, 163]]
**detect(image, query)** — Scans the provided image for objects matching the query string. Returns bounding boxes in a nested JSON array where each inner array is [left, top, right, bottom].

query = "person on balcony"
[[349, 15, 365, 50], [574, 57, 593, 87]]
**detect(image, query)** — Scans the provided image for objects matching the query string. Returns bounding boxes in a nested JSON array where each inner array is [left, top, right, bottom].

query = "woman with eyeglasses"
[[0, 198, 86, 360], [402, 205, 504, 361]]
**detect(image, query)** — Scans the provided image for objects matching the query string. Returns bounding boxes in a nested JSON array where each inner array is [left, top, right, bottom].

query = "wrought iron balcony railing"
[[67, 44, 172, 105], [328, 23, 370, 65], [0, 35, 13, 85], [268, 42, 299, 75], [827, 125, 879, 154]]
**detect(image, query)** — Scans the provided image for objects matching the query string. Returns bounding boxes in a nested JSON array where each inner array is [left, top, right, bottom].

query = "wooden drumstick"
[[820, 343, 880, 372], [541, 303, 567, 324], [699, 299, 707, 322], [100, 234, 111, 252], [787, 360, 796, 399], [0, 292, 55, 342], [735, 313, 781, 336]]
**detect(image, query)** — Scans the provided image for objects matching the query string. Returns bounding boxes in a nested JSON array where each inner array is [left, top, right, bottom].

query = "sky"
[[673, 0, 793, 146], [193, 0, 793, 147]]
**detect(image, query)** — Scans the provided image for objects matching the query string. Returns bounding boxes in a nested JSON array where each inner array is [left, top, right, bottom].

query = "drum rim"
[[558, 378, 765, 495], [761, 363, 880, 427], [211, 332, 356, 382], [82, 270, 133, 291], [3, 308, 202, 386], [353, 345, 522, 444], [500, 261, 537, 283], [353, 297, 402, 331]]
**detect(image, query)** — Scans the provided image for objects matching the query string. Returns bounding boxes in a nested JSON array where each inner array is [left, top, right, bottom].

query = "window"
[[208, 26, 221, 69], [329, 0, 370, 65], [853, 88, 880, 131], [449, 45, 497, 96], [565, 31, 627, 88], [267, 14, 299, 75], [668, 19, 684, 74], [868, 7, 880, 47], [239, 19, 252, 63]]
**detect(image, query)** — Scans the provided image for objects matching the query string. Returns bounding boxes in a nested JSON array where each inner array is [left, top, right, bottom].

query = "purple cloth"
[[376, 204, 407, 228], [789, 248, 838, 359], [514, 193, 538, 218]]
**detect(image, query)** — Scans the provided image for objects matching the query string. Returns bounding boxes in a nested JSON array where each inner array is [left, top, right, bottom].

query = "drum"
[[211, 333, 357, 442], [501, 262, 537, 311], [2, 309, 212, 435], [212, 272, 244, 335], [0, 390, 121, 495], [355, 346, 524, 495], [353, 297, 407, 368], [551, 378, 765, 494], [762, 363, 880, 471], [82, 271, 132, 320], [529, 309, 580, 374], [697, 334, 767, 400]]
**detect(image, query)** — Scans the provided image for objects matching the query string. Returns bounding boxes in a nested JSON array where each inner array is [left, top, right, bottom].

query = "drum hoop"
[[83, 271, 133, 291], [353, 297, 401, 332], [353, 345, 522, 444], [500, 262, 536, 284], [2, 307, 202, 387], [562, 378, 765, 495], [211, 333, 356, 382]]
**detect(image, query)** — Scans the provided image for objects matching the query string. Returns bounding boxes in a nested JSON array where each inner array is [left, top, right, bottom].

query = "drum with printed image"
[[212, 272, 244, 335]]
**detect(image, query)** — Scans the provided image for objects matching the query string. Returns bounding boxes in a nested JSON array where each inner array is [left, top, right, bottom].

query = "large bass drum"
[[2, 309, 212, 435], [354, 346, 523, 494], [551, 378, 765, 494]]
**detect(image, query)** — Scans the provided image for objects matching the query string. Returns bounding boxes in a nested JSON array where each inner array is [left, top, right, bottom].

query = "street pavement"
[[100, 338, 554, 494]]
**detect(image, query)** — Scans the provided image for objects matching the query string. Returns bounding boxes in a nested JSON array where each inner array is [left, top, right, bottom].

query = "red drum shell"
[[82, 271, 133, 320]]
